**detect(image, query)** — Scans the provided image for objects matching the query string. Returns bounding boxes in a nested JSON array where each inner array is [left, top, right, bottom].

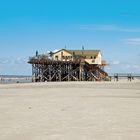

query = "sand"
[[0, 81, 140, 140]]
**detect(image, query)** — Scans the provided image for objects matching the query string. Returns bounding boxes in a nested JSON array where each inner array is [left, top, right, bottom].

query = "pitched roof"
[[52, 49, 100, 57], [52, 49, 70, 54], [67, 50, 100, 57]]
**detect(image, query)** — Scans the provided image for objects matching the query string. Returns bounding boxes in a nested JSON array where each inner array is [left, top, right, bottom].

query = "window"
[[61, 52, 63, 57], [55, 55, 58, 60]]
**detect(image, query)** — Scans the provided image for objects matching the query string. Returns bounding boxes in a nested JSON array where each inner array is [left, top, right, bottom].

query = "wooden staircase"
[[84, 62, 109, 81]]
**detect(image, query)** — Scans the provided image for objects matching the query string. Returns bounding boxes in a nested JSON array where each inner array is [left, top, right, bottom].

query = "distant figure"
[[128, 74, 132, 82], [1, 77, 4, 83], [114, 74, 118, 81], [36, 50, 38, 57], [109, 76, 112, 81]]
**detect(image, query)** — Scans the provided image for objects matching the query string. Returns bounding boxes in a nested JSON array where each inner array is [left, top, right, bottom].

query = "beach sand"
[[0, 81, 140, 140]]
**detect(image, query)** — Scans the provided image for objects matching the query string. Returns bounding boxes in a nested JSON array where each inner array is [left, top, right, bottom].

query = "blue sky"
[[0, 0, 140, 75]]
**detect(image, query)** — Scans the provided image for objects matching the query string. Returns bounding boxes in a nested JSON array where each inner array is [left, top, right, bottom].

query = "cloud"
[[106, 60, 140, 73], [125, 64, 131, 68], [133, 65, 139, 69], [14, 57, 28, 64], [112, 60, 120, 65], [0, 58, 11, 64], [122, 38, 140, 45], [0, 57, 28, 65], [80, 24, 140, 33], [0, 57, 31, 75], [53, 49, 59, 53]]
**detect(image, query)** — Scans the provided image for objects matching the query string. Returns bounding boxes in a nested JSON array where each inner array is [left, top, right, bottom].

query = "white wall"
[[85, 52, 102, 64]]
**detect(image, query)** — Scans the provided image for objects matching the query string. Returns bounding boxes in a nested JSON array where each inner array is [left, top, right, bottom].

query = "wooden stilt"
[[28, 59, 109, 82]]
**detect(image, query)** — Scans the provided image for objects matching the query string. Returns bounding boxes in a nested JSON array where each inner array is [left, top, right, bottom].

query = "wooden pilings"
[[113, 73, 134, 82], [29, 60, 109, 82]]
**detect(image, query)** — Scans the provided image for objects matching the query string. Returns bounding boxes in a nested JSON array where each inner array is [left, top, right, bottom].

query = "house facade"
[[52, 49, 102, 65], [52, 49, 73, 61]]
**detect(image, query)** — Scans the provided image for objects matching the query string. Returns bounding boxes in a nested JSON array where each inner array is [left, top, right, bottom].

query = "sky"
[[0, 0, 140, 75]]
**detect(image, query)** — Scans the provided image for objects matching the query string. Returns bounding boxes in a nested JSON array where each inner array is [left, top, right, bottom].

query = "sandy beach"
[[0, 81, 140, 140]]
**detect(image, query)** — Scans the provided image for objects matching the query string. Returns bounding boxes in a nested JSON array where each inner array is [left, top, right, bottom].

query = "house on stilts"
[[28, 49, 109, 82]]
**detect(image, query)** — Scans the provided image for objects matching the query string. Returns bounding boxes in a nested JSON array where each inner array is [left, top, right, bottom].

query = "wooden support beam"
[[30, 59, 108, 82]]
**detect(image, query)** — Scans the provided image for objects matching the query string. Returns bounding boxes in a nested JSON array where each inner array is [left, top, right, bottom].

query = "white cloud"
[[122, 38, 140, 45], [14, 57, 27, 64], [0, 57, 28, 65], [80, 24, 140, 32], [112, 60, 120, 65], [52, 49, 59, 53], [133, 65, 139, 69], [0, 57, 31, 75], [107, 60, 140, 73], [125, 64, 131, 68], [0, 58, 11, 64]]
